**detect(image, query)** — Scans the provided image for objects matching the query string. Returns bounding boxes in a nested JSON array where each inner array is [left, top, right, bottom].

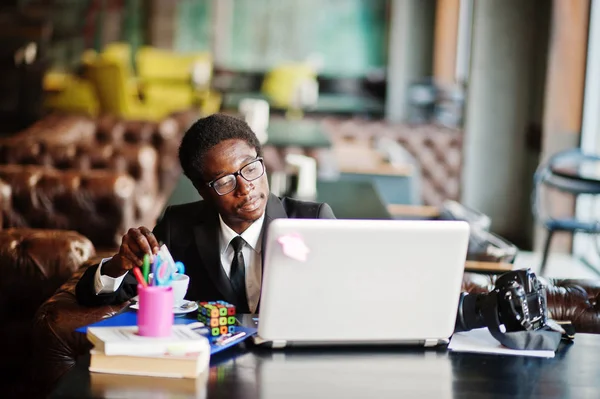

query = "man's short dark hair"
[[178, 113, 263, 184]]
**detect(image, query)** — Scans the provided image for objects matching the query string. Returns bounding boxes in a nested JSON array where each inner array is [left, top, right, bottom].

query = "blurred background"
[[0, 0, 599, 279]]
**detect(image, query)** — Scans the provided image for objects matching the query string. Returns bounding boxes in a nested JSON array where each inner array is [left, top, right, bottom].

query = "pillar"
[[385, 0, 436, 122], [432, 0, 460, 86], [462, 0, 540, 242]]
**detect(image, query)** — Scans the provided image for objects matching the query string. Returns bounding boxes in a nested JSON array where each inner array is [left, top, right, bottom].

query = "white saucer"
[[130, 299, 198, 315]]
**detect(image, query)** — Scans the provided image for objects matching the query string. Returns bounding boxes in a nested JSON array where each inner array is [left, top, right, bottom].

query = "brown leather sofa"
[[0, 164, 137, 250], [0, 110, 196, 397], [321, 118, 463, 206], [0, 228, 95, 349], [0, 177, 97, 397], [2, 115, 172, 218], [30, 269, 600, 393], [0, 110, 198, 248]]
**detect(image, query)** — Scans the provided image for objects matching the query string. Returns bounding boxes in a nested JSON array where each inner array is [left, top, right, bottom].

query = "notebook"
[[77, 311, 256, 355], [256, 219, 470, 348]]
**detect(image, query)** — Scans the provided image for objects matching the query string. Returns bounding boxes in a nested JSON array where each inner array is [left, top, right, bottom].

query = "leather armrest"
[[544, 278, 600, 333], [0, 177, 10, 229], [0, 228, 95, 321], [33, 266, 128, 384]]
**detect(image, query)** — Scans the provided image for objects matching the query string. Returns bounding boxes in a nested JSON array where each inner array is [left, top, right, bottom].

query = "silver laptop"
[[256, 219, 470, 348]]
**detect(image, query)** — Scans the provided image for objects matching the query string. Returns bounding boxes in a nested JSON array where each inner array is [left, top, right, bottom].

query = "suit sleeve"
[[152, 206, 170, 246], [75, 207, 173, 307], [75, 265, 138, 307], [317, 203, 336, 219]]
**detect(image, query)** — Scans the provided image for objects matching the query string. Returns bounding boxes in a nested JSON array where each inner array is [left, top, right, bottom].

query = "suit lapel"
[[193, 207, 237, 304], [260, 193, 289, 263]]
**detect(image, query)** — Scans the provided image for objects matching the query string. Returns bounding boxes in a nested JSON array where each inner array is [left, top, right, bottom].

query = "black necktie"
[[230, 236, 249, 313]]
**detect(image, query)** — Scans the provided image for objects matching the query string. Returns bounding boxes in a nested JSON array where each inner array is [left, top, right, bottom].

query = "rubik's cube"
[[197, 301, 236, 336]]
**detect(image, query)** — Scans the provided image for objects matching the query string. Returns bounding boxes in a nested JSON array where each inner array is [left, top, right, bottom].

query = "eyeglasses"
[[206, 157, 265, 196]]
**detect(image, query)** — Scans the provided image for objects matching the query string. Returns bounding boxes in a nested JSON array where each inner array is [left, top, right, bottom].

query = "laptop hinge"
[[424, 339, 439, 347], [271, 340, 287, 349]]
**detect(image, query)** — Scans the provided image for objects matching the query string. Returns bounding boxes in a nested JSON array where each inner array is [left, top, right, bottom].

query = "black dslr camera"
[[455, 268, 548, 334]]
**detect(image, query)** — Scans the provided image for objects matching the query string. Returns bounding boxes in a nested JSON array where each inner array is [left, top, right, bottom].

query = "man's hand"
[[101, 226, 160, 278]]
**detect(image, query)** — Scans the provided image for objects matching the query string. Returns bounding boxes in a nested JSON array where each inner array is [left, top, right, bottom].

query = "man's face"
[[198, 139, 269, 233]]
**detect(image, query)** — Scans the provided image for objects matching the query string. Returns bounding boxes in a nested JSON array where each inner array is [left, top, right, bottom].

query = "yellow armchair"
[[136, 46, 211, 84], [261, 63, 319, 117], [102, 42, 134, 75], [83, 58, 175, 121], [100, 42, 140, 99], [43, 72, 99, 116], [136, 46, 221, 115]]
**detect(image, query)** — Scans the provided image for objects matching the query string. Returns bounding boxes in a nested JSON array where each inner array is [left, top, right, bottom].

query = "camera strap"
[[481, 291, 562, 351]]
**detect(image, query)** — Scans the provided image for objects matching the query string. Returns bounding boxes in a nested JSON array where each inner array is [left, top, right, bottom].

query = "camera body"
[[455, 269, 548, 333], [495, 268, 547, 331]]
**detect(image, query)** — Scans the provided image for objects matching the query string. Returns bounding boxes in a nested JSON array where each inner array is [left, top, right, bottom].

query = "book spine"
[[89, 368, 193, 379]]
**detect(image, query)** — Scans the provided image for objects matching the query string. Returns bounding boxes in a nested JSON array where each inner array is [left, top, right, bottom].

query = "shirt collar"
[[218, 213, 265, 255]]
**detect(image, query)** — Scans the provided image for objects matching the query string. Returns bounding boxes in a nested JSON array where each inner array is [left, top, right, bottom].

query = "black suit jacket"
[[75, 194, 335, 307]]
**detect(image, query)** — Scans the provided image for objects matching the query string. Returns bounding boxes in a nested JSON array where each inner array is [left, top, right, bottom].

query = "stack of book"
[[87, 325, 211, 379]]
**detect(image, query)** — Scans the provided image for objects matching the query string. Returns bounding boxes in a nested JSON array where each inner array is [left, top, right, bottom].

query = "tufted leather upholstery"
[[0, 110, 198, 247], [31, 269, 600, 389], [0, 177, 9, 227], [0, 228, 95, 322], [32, 267, 128, 390], [0, 164, 136, 249], [0, 113, 97, 149], [261, 118, 463, 206], [1, 140, 158, 220], [0, 228, 96, 396], [320, 118, 463, 206], [93, 114, 185, 194]]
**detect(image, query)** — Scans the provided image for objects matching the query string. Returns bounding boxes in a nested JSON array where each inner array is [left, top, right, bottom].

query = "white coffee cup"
[[147, 273, 190, 306], [170, 273, 190, 306]]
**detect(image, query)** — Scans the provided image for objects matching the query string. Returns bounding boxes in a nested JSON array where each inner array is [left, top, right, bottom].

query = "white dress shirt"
[[218, 214, 264, 313], [94, 215, 265, 313], [94, 257, 127, 294]]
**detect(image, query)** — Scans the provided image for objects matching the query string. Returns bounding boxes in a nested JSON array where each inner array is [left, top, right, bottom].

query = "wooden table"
[[464, 260, 514, 274], [50, 333, 600, 398], [387, 204, 440, 218]]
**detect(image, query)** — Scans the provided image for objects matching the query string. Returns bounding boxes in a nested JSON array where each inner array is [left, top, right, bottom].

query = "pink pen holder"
[[137, 285, 174, 337]]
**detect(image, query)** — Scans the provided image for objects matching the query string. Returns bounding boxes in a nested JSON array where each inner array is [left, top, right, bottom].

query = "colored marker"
[[142, 254, 150, 284], [132, 267, 148, 288]]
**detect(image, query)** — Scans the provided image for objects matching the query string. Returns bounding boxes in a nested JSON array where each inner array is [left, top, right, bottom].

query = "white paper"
[[448, 328, 555, 358]]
